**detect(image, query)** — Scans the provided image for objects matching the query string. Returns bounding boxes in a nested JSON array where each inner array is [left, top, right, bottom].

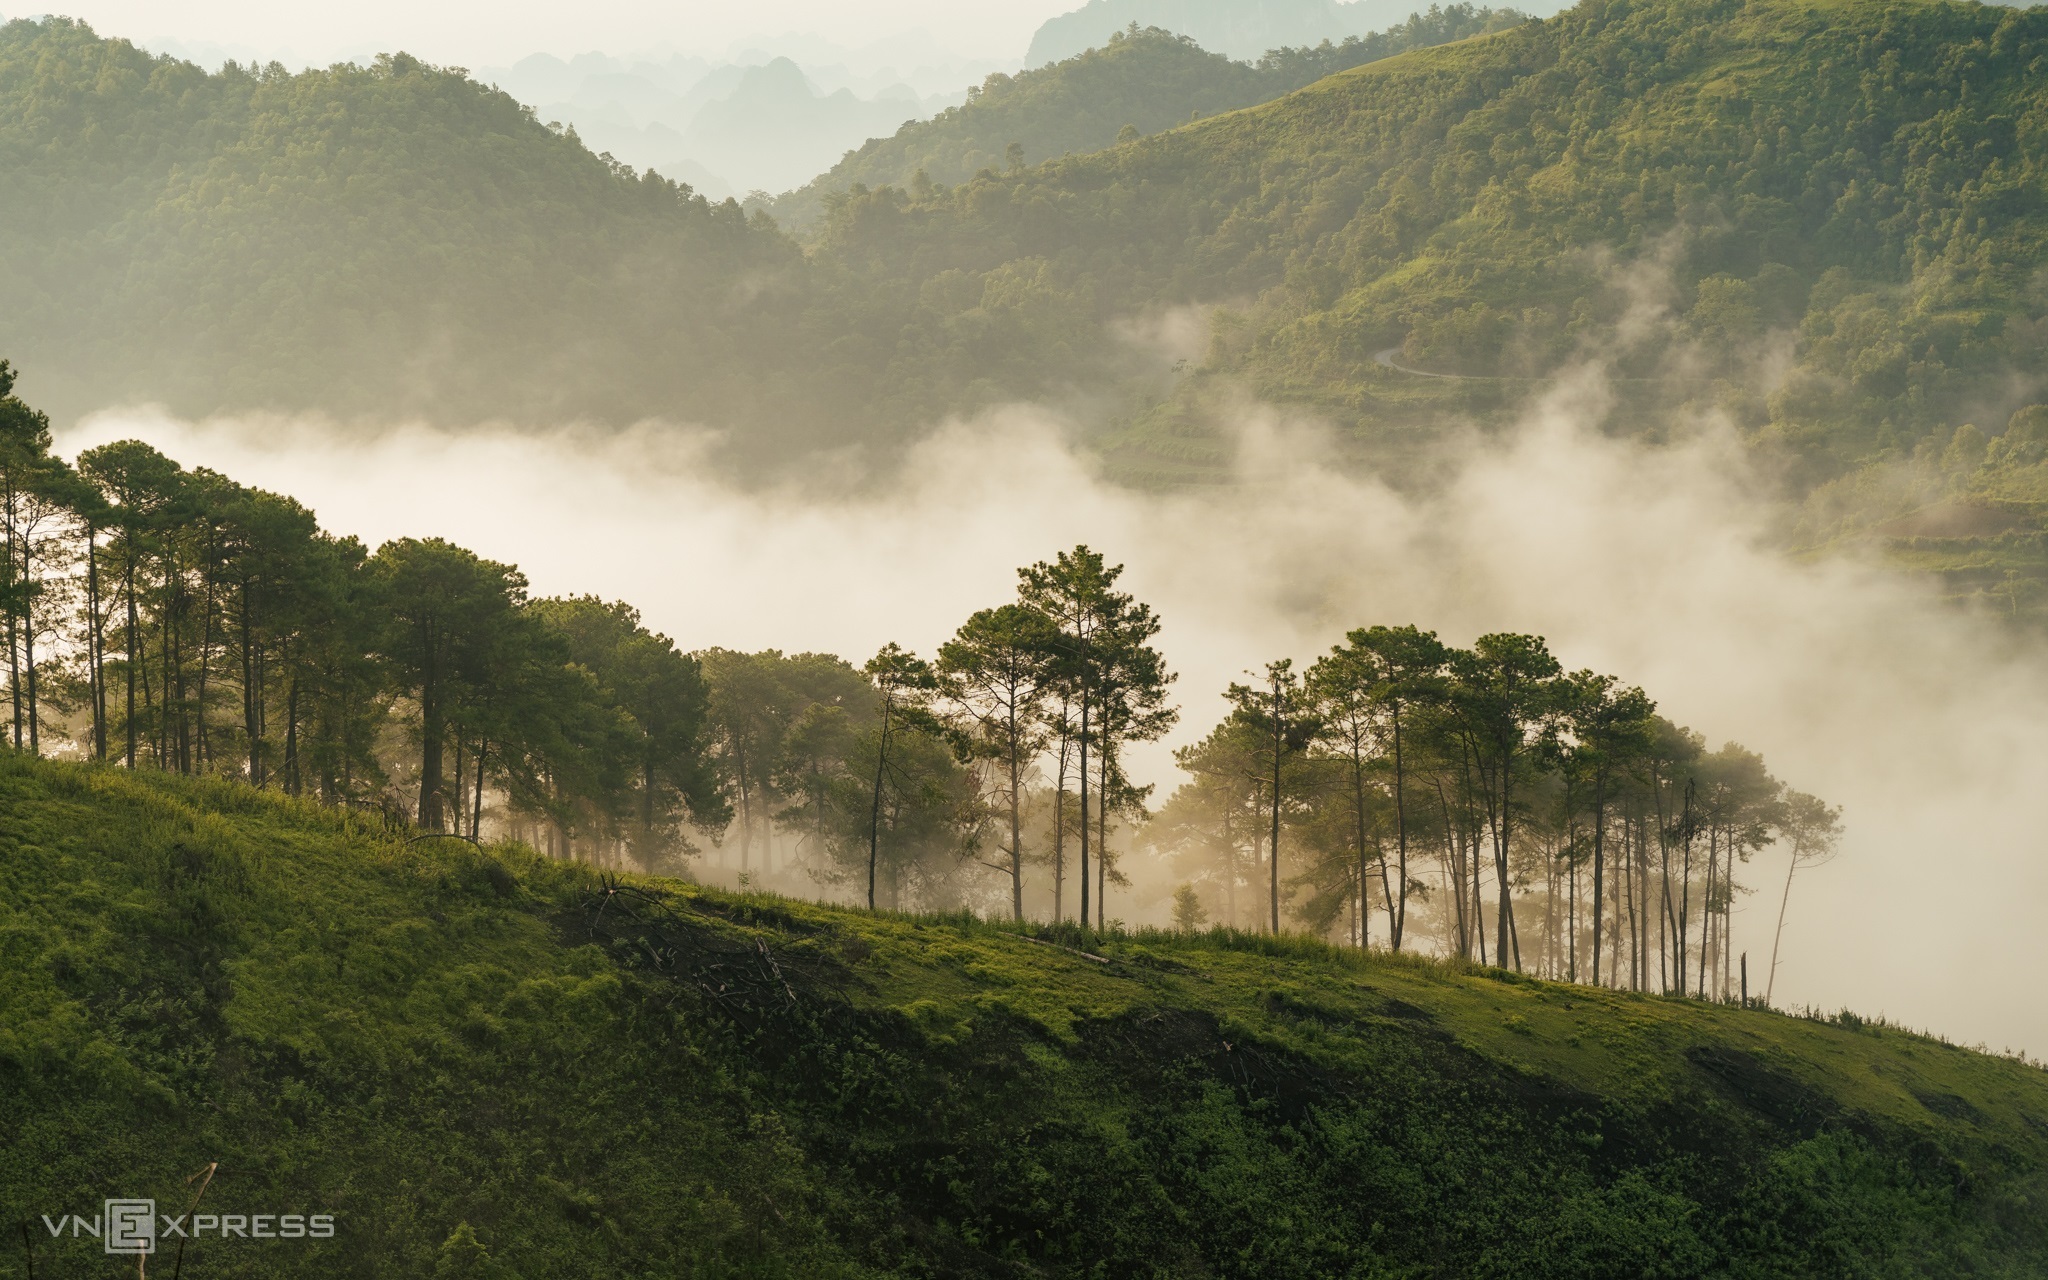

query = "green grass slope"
[[818, 0, 2048, 483], [3, 755, 2044, 1276]]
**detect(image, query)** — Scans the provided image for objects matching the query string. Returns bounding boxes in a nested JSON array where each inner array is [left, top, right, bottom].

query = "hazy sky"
[[29, 0, 1076, 68]]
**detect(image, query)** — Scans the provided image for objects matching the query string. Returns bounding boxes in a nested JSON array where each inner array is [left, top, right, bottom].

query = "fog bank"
[[60, 376, 2048, 1056]]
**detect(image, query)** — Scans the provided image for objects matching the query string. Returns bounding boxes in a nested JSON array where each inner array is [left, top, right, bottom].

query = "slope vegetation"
[[11, 0, 2048, 501], [3, 755, 2044, 1276], [772, 11, 1523, 230], [819, 0, 2048, 481], [0, 19, 811, 441]]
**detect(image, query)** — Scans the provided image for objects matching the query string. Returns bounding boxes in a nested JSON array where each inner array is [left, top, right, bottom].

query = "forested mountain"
[[772, 10, 1526, 230], [0, 18, 822, 448], [802, 0, 2048, 612], [7, 0, 2048, 527], [817, 0, 2048, 476]]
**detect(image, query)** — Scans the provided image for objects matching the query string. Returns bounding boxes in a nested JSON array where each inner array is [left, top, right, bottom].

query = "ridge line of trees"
[[0, 361, 1841, 995], [1158, 626, 1843, 998]]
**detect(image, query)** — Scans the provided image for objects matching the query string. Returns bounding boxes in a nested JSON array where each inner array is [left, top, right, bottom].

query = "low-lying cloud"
[[60, 370, 2048, 1056]]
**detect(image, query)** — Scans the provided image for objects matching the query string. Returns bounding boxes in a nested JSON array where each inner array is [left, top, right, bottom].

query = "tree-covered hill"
[[0, 18, 817, 444], [10, 0, 2048, 510], [817, 0, 2048, 483], [3, 754, 2044, 1277], [770, 10, 1526, 231]]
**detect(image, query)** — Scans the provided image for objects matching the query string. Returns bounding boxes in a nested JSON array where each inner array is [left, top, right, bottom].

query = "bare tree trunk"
[[1221, 797, 1234, 928], [1676, 780, 1695, 995], [1269, 670, 1282, 935], [1007, 695, 1023, 921], [416, 619, 444, 830], [86, 523, 106, 760], [1097, 743, 1110, 927], [1544, 843, 1558, 978], [22, 534, 39, 756], [475, 744, 488, 840], [1350, 745, 1370, 949], [1390, 705, 1410, 949], [1767, 848, 1799, 1005], [1052, 720, 1070, 922], [242, 580, 260, 782], [284, 670, 300, 796], [1497, 754, 1517, 970], [1472, 833, 1488, 967], [451, 739, 465, 832], [1437, 782, 1466, 958], [196, 555, 218, 770], [1568, 834, 1579, 982], [1078, 694, 1090, 929], [867, 697, 891, 910], [1590, 782, 1607, 986], [125, 546, 139, 768], [5, 482, 19, 751]]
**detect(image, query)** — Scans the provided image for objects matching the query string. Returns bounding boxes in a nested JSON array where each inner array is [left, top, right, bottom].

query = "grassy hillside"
[[4, 753, 2045, 1276], [770, 11, 1524, 231]]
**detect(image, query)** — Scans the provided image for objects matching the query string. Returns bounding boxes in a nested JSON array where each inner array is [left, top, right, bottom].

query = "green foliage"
[[773, 10, 1523, 230], [1796, 406, 2048, 626], [12, 0, 2048, 483], [1, 754, 2042, 1276], [0, 414, 731, 869], [0, 18, 808, 447], [816, 0, 2048, 479]]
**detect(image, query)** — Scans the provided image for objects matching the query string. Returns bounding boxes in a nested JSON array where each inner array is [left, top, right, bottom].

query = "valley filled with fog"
[[61, 366, 2048, 1057]]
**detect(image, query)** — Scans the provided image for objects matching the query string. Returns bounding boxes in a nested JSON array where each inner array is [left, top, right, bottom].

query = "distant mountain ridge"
[[479, 50, 957, 199], [1026, 0, 1516, 62], [774, 7, 1524, 228], [677, 57, 933, 195]]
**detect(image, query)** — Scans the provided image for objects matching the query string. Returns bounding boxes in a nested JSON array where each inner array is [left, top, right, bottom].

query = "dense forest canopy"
[[1025, 0, 1446, 63], [8, 0, 2048, 493], [0, 18, 814, 443], [4, 0, 2047, 617], [818, 0, 2048, 469]]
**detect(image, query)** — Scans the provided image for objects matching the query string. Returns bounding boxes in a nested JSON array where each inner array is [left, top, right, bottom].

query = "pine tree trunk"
[[125, 547, 139, 768], [867, 698, 890, 910], [1078, 694, 1090, 930], [242, 579, 260, 783], [1269, 673, 1282, 936]]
